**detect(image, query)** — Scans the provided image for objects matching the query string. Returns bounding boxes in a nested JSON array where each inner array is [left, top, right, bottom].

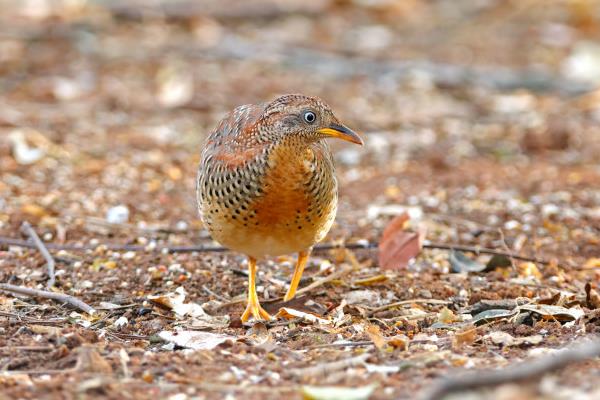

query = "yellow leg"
[[284, 249, 310, 301], [241, 257, 272, 322]]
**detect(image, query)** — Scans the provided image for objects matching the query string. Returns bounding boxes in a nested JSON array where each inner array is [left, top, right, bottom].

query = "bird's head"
[[257, 94, 363, 146]]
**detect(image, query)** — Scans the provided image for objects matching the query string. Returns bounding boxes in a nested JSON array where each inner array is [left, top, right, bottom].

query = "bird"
[[197, 94, 363, 322]]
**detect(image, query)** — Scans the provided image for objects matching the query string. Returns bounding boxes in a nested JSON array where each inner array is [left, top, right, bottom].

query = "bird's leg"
[[241, 256, 272, 322], [284, 249, 311, 301]]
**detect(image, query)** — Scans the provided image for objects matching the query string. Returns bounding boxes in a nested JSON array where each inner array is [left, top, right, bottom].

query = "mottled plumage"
[[197, 94, 362, 322]]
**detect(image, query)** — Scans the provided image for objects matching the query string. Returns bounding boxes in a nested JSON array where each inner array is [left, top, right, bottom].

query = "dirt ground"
[[0, 1, 599, 399]]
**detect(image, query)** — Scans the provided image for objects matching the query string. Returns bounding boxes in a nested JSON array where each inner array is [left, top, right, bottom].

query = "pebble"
[[106, 204, 130, 224]]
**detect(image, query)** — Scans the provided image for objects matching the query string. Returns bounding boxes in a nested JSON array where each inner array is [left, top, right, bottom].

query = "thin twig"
[[367, 298, 451, 317], [0, 236, 374, 253], [422, 241, 555, 266], [20, 222, 56, 288], [420, 339, 600, 400], [497, 228, 517, 270], [288, 353, 371, 378], [0, 235, 559, 266], [0, 284, 96, 315]]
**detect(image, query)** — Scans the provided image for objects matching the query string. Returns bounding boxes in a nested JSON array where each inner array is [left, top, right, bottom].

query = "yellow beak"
[[318, 124, 364, 145]]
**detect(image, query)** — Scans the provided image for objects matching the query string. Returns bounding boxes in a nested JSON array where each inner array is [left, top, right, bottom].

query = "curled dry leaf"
[[585, 283, 600, 309], [148, 286, 229, 329], [158, 330, 235, 351], [378, 212, 425, 270], [519, 304, 584, 321], [449, 251, 487, 273], [437, 307, 458, 324], [353, 274, 389, 286], [453, 327, 478, 348], [518, 262, 543, 280], [486, 331, 543, 347], [366, 324, 409, 350], [276, 307, 330, 324]]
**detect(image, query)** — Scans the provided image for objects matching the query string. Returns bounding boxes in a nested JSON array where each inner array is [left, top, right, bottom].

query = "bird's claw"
[[241, 301, 272, 322]]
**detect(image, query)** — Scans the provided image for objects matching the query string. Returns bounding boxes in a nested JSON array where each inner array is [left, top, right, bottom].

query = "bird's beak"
[[318, 124, 364, 145]]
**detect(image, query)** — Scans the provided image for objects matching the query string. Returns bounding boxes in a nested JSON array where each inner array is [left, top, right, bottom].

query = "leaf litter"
[[0, 1, 599, 400]]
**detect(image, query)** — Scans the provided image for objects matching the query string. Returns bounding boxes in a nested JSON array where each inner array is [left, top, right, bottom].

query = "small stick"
[[0, 283, 96, 315], [20, 222, 56, 288], [367, 298, 451, 316], [420, 339, 600, 400], [0, 236, 560, 266], [289, 353, 370, 378]]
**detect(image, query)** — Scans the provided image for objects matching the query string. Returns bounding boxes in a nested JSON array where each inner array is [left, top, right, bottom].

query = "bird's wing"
[[201, 103, 267, 169]]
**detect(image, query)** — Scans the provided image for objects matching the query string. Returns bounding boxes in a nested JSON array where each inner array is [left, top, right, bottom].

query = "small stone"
[[106, 205, 129, 224]]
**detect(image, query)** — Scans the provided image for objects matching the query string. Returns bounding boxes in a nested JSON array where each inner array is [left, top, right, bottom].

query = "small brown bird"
[[197, 94, 363, 322]]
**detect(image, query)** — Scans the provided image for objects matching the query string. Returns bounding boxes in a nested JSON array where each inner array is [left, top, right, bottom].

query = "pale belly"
[[202, 200, 337, 258]]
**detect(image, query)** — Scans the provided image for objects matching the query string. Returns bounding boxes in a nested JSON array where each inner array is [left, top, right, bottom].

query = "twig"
[[0, 236, 375, 253], [497, 228, 517, 270], [0, 284, 96, 315], [0, 310, 67, 324], [0, 346, 55, 352], [289, 353, 370, 378], [0, 235, 559, 266], [20, 222, 56, 288], [307, 341, 373, 349], [420, 338, 600, 400], [367, 298, 451, 317], [202, 285, 230, 302], [422, 241, 555, 266]]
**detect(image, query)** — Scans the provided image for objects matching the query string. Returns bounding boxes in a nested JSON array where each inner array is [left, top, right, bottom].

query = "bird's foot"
[[241, 300, 272, 322]]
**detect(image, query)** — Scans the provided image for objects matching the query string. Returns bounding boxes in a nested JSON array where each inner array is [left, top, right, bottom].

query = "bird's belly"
[[202, 198, 336, 258]]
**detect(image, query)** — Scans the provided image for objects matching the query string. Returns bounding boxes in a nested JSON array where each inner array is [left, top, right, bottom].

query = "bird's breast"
[[198, 142, 337, 258]]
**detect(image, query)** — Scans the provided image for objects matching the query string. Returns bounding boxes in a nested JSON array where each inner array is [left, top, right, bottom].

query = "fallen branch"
[[420, 339, 600, 400], [422, 241, 556, 266], [20, 221, 56, 288], [0, 235, 556, 265], [289, 353, 370, 378], [0, 284, 96, 315], [367, 298, 451, 317]]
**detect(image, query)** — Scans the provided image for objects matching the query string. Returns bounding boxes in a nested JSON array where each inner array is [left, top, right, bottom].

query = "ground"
[[0, 1, 599, 399]]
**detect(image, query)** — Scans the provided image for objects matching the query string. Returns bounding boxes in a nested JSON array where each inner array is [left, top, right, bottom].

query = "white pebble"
[[106, 205, 130, 224]]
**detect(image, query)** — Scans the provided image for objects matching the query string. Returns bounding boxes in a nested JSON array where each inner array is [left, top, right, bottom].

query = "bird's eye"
[[303, 111, 316, 124]]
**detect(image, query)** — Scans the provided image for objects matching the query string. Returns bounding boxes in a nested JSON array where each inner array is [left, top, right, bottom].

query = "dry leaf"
[[518, 262, 543, 280], [583, 258, 600, 269], [276, 307, 330, 324], [387, 334, 409, 350], [378, 213, 425, 270], [437, 307, 457, 324], [353, 275, 389, 286], [148, 287, 229, 328], [366, 324, 387, 349], [453, 327, 477, 347], [159, 330, 235, 350], [585, 283, 600, 309], [75, 346, 112, 374]]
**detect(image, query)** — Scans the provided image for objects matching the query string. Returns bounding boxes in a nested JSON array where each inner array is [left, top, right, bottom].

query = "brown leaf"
[[74, 345, 112, 374], [585, 283, 600, 310], [366, 324, 387, 349], [378, 213, 425, 270], [453, 327, 477, 348], [381, 212, 410, 243]]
